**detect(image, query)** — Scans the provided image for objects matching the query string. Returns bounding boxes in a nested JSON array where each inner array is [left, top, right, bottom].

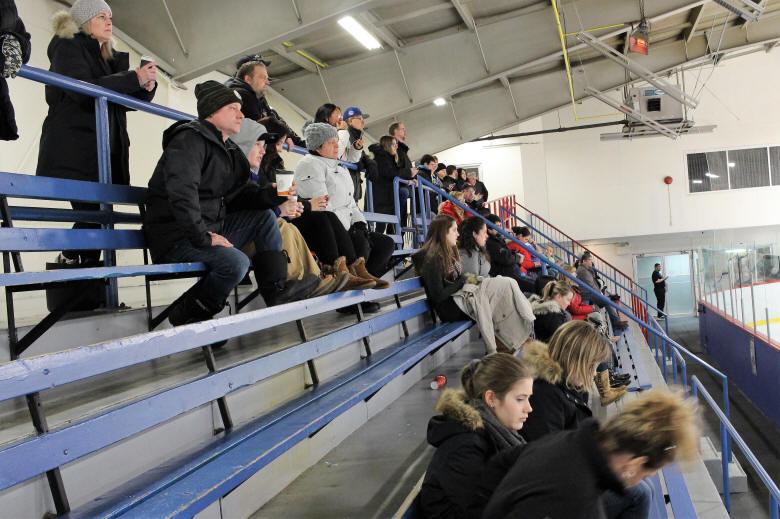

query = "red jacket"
[[438, 201, 469, 225], [567, 287, 594, 320], [508, 241, 536, 274]]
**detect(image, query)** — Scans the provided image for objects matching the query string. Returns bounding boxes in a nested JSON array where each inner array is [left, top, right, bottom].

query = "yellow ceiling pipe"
[[550, 0, 622, 121], [282, 41, 328, 69]]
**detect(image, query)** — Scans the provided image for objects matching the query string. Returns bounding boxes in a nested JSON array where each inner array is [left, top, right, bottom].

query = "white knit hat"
[[304, 122, 338, 152], [71, 0, 112, 26]]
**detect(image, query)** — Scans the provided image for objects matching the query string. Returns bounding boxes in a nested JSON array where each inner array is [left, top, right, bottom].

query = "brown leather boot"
[[595, 370, 626, 406], [349, 257, 390, 289], [333, 256, 375, 290], [309, 273, 341, 297]]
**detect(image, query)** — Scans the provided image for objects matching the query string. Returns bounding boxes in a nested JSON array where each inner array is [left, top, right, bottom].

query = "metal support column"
[[95, 97, 119, 308], [297, 319, 320, 385], [202, 346, 233, 432]]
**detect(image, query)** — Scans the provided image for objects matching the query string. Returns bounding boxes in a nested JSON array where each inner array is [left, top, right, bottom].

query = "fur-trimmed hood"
[[529, 294, 566, 316], [52, 11, 80, 39], [427, 390, 484, 448], [522, 340, 563, 385]]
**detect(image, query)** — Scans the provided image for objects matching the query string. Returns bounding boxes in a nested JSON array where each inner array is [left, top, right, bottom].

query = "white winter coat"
[[338, 129, 363, 163], [294, 153, 367, 231]]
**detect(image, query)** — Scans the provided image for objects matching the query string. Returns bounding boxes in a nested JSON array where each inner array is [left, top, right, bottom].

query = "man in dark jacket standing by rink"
[[144, 81, 312, 326], [0, 0, 31, 140]]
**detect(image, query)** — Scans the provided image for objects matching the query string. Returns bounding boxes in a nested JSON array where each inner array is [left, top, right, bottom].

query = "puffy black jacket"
[[421, 390, 520, 519], [0, 0, 31, 140], [485, 234, 517, 278], [37, 19, 156, 184], [520, 341, 593, 442], [143, 119, 284, 260], [223, 76, 304, 145], [368, 143, 410, 214], [482, 419, 624, 519], [530, 296, 571, 342]]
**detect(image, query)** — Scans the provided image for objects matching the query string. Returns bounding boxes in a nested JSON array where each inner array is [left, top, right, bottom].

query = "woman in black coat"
[[482, 390, 699, 519], [368, 135, 414, 233], [37, 4, 156, 262], [529, 280, 573, 342], [520, 324, 649, 519], [483, 214, 536, 294], [0, 0, 31, 141], [420, 353, 534, 519]]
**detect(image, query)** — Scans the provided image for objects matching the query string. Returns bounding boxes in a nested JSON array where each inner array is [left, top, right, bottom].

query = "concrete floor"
[[254, 339, 485, 518], [668, 315, 780, 519]]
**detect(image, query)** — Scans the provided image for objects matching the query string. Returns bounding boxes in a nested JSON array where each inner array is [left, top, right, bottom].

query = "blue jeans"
[[602, 480, 652, 519], [161, 210, 282, 309]]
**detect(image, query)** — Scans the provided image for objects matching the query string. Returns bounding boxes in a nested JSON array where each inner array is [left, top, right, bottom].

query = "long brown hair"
[[416, 215, 460, 278], [547, 320, 610, 391], [458, 353, 534, 402], [379, 135, 397, 158]]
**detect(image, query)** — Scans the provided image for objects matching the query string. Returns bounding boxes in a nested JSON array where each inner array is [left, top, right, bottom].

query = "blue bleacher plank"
[[0, 301, 432, 490], [663, 464, 697, 519], [0, 228, 146, 252], [0, 171, 146, 205], [392, 248, 417, 256], [8, 206, 142, 225], [104, 321, 473, 519], [0, 263, 205, 288], [647, 474, 669, 519], [0, 277, 423, 403]]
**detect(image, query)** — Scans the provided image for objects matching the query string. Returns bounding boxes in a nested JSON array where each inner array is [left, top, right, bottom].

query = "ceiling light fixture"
[[692, 179, 704, 184], [338, 16, 382, 50], [705, 172, 719, 178], [728, 162, 736, 167], [433, 97, 447, 107]]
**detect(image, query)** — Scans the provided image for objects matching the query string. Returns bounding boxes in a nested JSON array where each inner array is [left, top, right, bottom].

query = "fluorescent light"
[[705, 172, 719, 178], [433, 97, 447, 107], [726, 248, 747, 254], [338, 16, 382, 50], [692, 180, 703, 184], [728, 162, 736, 167]]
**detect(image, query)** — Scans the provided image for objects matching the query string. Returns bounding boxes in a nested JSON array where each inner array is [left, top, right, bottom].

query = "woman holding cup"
[[294, 123, 395, 306]]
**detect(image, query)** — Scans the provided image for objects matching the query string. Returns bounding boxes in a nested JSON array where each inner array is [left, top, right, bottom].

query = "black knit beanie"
[[194, 80, 243, 119]]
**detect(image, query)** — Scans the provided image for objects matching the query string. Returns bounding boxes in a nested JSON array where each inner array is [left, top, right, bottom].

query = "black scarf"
[[472, 400, 526, 451]]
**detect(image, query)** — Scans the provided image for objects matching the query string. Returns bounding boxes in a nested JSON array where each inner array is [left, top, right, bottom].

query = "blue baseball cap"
[[343, 106, 370, 120]]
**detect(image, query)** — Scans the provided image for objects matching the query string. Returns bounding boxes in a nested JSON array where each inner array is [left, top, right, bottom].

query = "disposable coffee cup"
[[276, 170, 294, 196]]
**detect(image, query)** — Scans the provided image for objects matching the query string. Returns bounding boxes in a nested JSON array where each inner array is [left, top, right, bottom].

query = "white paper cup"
[[276, 171, 294, 196]]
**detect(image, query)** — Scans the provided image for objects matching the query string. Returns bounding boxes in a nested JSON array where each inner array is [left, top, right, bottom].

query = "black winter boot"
[[254, 251, 318, 307], [169, 292, 224, 327]]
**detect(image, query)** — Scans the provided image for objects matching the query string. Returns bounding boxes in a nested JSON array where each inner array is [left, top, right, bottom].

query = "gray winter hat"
[[232, 119, 269, 160], [71, 0, 112, 26], [304, 122, 337, 152]]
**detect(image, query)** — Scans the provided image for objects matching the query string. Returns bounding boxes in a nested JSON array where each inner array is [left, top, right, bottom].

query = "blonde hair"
[[542, 280, 572, 301], [547, 320, 610, 390], [563, 265, 577, 275], [598, 389, 699, 469], [80, 20, 115, 61]]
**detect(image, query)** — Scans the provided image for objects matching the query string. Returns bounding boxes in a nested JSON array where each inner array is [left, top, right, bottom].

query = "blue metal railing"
[[692, 376, 780, 518]]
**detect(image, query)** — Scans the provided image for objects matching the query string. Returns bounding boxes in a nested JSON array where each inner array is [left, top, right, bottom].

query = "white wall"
[[528, 49, 780, 241], [435, 124, 529, 202]]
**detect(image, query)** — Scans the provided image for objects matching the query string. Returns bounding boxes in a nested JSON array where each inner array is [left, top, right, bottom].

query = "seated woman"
[[413, 215, 534, 354], [484, 215, 536, 294], [457, 217, 490, 278], [437, 191, 468, 225], [507, 226, 541, 277], [483, 389, 698, 519], [529, 280, 573, 342], [232, 119, 349, 297], [563, 265, 597, 320], [521, 323, 646, 517], [420, 353, 534, 519], [294, 123, 394, 295]]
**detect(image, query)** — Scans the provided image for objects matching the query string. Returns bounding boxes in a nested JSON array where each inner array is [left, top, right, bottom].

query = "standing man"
[[224, 54, 303, 147], [338, 106, 377, 204], [652, 263, 668, 319], [1, 0, 31, 140], [465, 171, 489, 204]]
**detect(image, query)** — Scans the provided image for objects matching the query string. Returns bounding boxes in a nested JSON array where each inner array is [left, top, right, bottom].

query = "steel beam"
[[358, 12, 405, 51], [271, 44, 319, 73], [585, 87, 679, 139], [684, 5, 706, 42], [375, 4, 454, 27], [500, 77, 520, 120], [449, 100, 463, 140]]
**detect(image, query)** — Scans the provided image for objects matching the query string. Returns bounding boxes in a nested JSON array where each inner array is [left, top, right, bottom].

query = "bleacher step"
[[698, 437, 749, 494]]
